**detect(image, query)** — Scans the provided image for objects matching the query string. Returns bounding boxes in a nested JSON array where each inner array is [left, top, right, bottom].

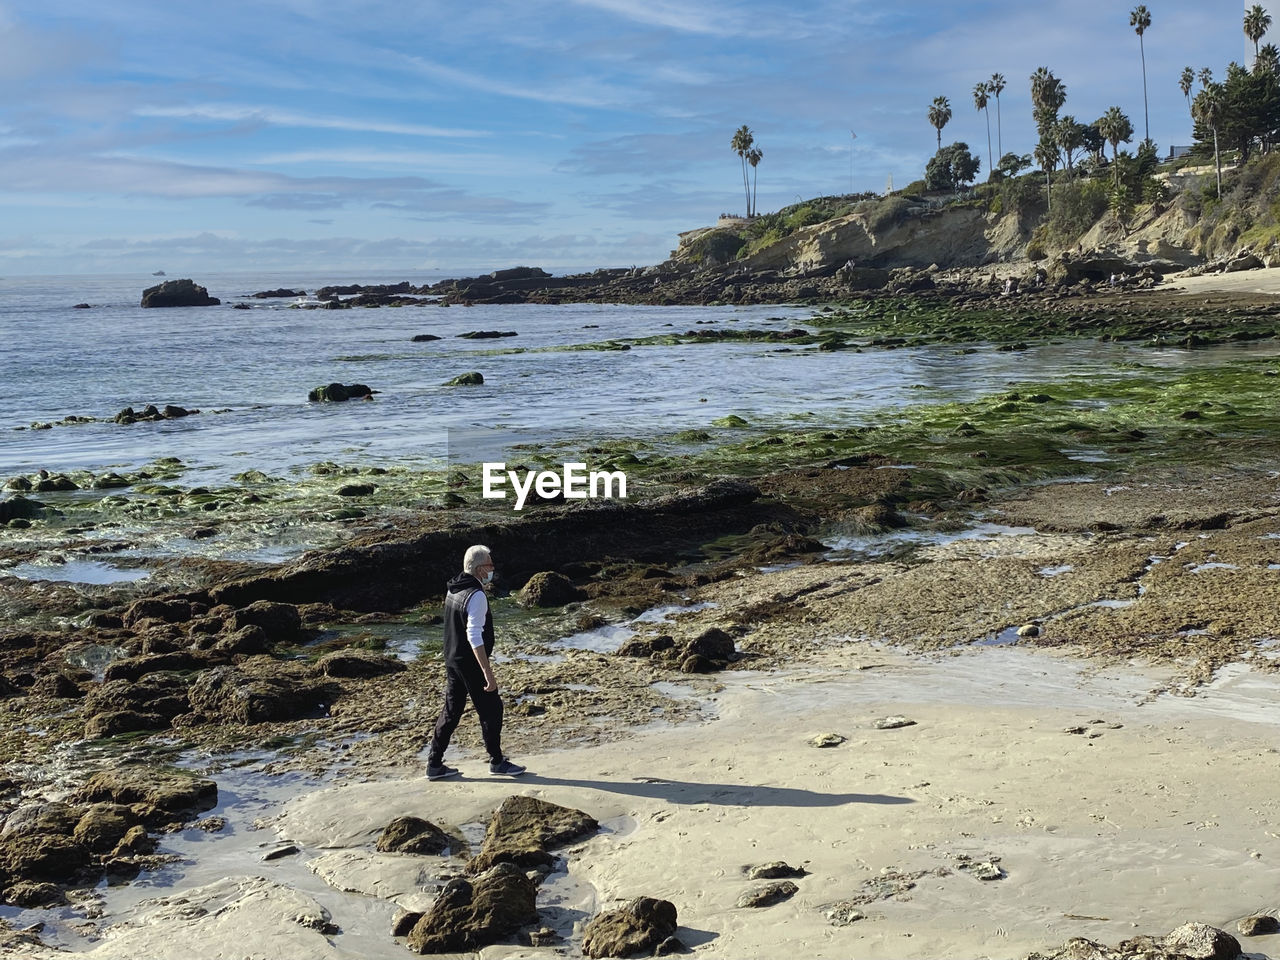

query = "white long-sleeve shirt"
[[466, 589, 488, 650]]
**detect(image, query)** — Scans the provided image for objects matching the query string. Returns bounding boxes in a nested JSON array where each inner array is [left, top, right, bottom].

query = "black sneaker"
[[427, 763, 459, 781], [489, 758, 527, 777]]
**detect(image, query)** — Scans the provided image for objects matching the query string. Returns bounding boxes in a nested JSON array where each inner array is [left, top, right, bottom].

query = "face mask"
[[481, 569, 495, 585]]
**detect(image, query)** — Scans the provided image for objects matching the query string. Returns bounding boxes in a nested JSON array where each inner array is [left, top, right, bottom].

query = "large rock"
[[443, 372, 484, 386], [2, 880, 65, 908], [1163, 923, 1241, 960], [186, 661, 331, 724], [73, 803, 139, 853], [1045, 253, 1185, 286], [489, 266, 549, 282], [406, 862, 538, 954], [121, 598, 195, 627], [102, 652, 206, 683], [74, 767, 217, 820], [582, 897, 679, 959], [315, 650, 407, 678], [1223, 252, 1263, 273], [307, 383, 373, 402], [84, 673, 191, 719], [685, 627, 735, 661], [140, 279, 220, 307], [0, 835, 90, 883], [202, 623, 263, 656], [836, 264, 891, 290], [0, 801, 80, 839], [468, 795, 598, 874], [0, 496, 47, 524], [376, 816, 450, 855], [517, 572, 585, 608], [83, 709, 169, 739], [228, 600, 304, 643]]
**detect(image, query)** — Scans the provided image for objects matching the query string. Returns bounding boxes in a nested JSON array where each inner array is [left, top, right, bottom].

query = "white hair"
[[463, 544, 492, 574]]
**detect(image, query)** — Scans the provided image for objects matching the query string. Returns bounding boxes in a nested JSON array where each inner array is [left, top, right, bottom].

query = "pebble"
[[964, 860, 1005, 881], [262, 844, 299, 861], [736, 881, 798, 909], [874, 716, 916, 730], [824, 902, 865, 926], [808, 733, 846, 747], [747, 861, 805, 880]]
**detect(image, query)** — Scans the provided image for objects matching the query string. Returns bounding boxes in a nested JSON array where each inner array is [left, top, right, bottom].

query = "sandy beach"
[[1166, 266, 1280, 298], [28, 639, 1280, 960]]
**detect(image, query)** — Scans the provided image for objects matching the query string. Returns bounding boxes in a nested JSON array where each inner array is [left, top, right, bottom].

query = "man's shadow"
[[517, 774, 912, 808]]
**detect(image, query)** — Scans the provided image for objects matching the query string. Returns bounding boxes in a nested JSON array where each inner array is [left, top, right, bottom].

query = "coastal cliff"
[[665, 155, 1280, 283]]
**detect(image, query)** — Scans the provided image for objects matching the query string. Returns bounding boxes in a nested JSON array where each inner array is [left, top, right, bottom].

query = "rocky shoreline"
[[5, 272, 1280, 956], [4, 443, 1280, 956]]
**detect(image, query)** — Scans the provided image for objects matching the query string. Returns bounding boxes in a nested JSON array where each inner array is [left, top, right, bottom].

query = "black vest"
[[443, 572, 494, 666]]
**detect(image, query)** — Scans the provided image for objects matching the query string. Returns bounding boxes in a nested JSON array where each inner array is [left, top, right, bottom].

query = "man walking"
[[426, 544, 526, 779]]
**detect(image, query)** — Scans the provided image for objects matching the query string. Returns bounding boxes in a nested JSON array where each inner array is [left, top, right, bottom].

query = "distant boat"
[[152, 270, 166, 276]]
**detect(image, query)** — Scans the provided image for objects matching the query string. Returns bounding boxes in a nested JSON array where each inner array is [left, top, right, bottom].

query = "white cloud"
[[0, 151, 546, 220], [564, 0, 743, 36], [134, 104, 489, 139], [253, 148, 527, 176], [395, 53, 628, 108]]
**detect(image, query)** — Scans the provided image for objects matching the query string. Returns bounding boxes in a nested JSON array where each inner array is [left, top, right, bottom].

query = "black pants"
[[428, 661, 504, 765]]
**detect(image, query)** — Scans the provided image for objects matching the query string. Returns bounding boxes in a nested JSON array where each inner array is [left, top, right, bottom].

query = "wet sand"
[[32, 643, 1280, 960]]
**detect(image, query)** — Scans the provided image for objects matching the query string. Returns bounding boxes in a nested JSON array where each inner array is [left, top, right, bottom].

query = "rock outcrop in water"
[[140, 279, 220, 307], [0, 766, 215, 907], [308, 383, 374, 402], [115, 404, 198, 424]]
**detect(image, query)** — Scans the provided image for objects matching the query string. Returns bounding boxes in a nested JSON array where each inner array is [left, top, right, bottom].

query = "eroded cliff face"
[[672, 202, 1031, 276], [670, 188, 1208, 277]]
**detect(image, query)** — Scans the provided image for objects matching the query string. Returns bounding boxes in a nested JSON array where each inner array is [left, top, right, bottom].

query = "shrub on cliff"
[[990, 174, 1044, 218], [864, 196, 913, 234], [685, 229, 746, 264], [1044, 179, 1109, 246]]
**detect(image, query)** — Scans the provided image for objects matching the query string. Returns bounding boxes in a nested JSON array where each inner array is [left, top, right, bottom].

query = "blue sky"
[[0, 1, 1248, 275]]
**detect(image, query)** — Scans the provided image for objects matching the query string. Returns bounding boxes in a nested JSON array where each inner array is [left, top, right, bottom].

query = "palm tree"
[[973, 82, 993, 177], [1245, 4, 1272, 66], [989, 73, 1007, 159], [730, 125, 754, 217], [1096, 106, 1135, 181], [1030, 67, 1066, 136], [1179, 66, 1194, 115], [1198, 66, 1213, 89], [928, 96, 952, 151], [747, 147, 763, 217], [1192, 83, 1223, 198], [1034, 134, 1058, 211], [1055, 115, 1086, 177], [1130, 5, 1152, 143]]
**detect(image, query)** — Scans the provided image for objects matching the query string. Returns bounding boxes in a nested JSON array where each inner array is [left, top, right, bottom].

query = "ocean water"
[[2, 271, 1276, 484]]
